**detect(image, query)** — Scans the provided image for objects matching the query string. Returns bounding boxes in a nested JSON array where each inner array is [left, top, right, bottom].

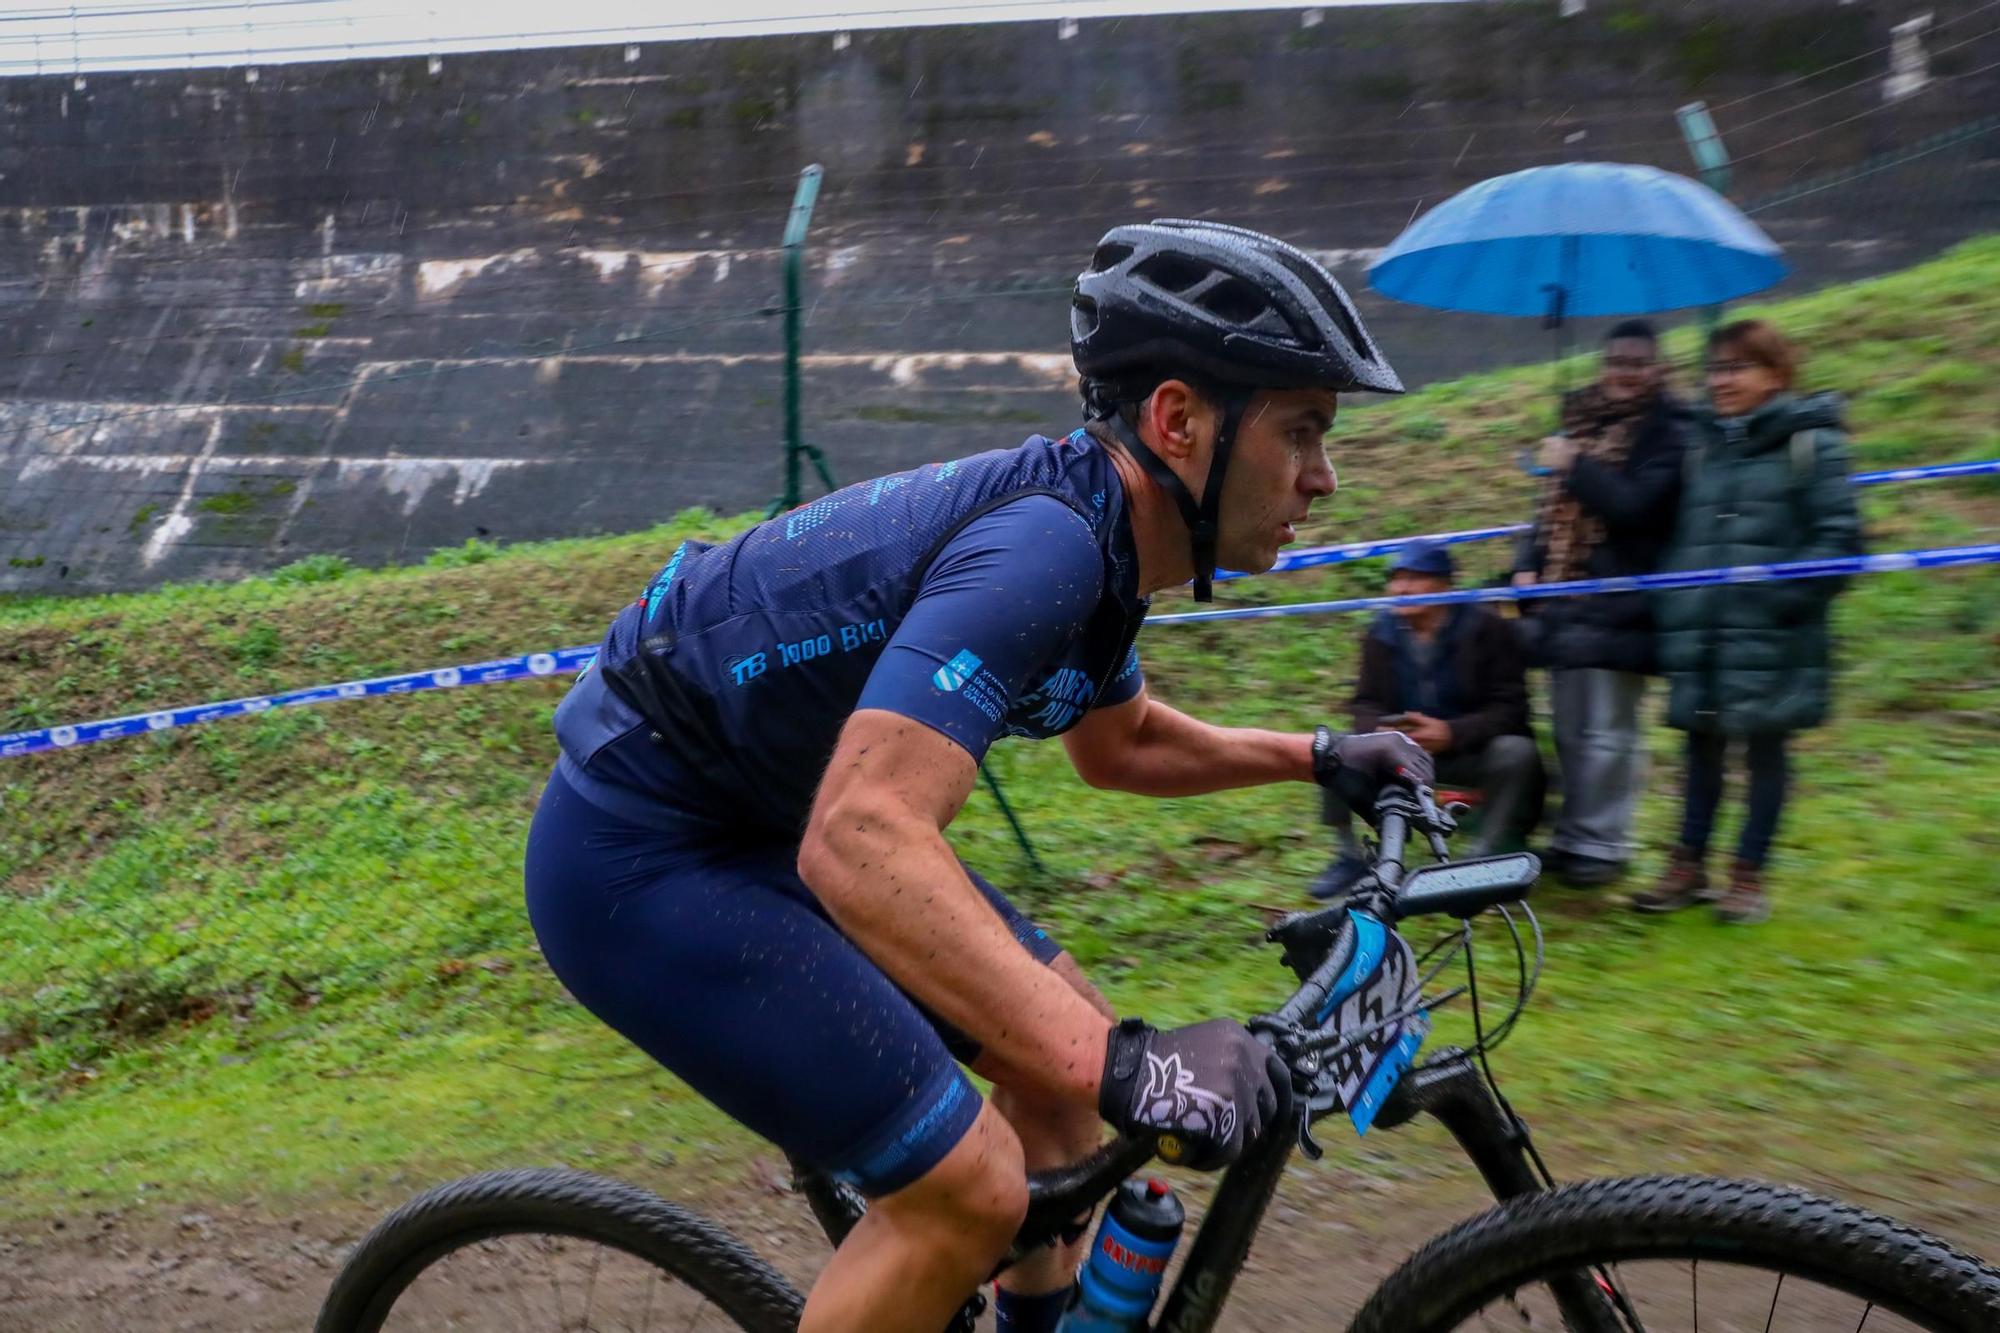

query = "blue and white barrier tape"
[[0, 647, 596, 759], [1253, 456, 2000, 579], [6, 542, 1996, 761], [1248, 523, 1528, 579], [1156, 543, 2000, 627], [1852, 459, 2000, 485]]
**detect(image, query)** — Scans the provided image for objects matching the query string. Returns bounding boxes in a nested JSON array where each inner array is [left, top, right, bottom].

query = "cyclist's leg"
[[524, 766, 1032, 1331], [980, 952, 1113, 1300], [943, 869, 1114, 1300], [803, 1099, 1027, 1333]]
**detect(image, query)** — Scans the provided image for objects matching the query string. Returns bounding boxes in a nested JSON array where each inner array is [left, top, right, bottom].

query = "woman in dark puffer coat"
[[1633, 320, 1863, 925]]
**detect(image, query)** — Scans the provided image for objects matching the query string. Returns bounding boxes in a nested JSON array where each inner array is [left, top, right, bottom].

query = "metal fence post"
[[768, 163, 836, 517], [980, 761, 1045, 878], [1677, 102, 1735, 334]]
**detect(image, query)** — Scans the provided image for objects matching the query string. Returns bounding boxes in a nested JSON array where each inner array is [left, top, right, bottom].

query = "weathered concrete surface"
[[2, 1, 1995, 592]]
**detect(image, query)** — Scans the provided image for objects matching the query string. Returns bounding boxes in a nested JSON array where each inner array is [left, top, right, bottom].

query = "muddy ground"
[[4, 1145, 1994, 1331]]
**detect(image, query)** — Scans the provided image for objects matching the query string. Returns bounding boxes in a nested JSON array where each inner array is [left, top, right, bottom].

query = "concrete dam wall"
[[2, 0, 1995, 593]]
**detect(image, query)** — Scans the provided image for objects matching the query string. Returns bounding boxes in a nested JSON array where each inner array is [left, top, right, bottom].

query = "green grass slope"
[[2, 238, 1996, 1224]]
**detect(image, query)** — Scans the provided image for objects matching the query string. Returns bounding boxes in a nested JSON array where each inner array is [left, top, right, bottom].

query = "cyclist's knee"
[[882, 1100, 1029, 1254]]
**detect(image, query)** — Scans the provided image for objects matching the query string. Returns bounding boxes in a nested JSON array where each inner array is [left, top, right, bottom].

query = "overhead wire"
[[0, 0, 349, 22], [1733, 54, 2000, 166], [6, 10, 1997, 399], [1720, 23, 2000, 135], [1705, 0, 2000, 111]]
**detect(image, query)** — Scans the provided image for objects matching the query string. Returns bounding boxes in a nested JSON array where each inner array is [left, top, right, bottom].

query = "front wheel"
[[1349, 1174, 2000, 1333], [315, 1167, 805, 1333]]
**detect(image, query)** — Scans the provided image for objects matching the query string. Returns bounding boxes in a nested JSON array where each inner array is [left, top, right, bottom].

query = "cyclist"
[[525, 219, 1431, 1333]]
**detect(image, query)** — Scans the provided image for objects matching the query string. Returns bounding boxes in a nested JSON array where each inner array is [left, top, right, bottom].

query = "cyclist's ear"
[[1139, 378, 1215, 462]]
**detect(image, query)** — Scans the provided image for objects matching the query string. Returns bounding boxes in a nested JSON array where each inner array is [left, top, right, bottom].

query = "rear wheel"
[[314, 1167, 804, 1333], [1348, 1174, 2000, 1333]]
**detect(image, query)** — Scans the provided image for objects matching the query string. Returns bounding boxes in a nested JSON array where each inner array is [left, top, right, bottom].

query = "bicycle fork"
[[1377, 1052, 1628, 1333]]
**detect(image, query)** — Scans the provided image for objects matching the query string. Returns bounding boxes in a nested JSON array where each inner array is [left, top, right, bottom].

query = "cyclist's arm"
[[1061, 687, 1312, 797], [801, 710, 1112, 1105], [798, 495, 1118, 1105]]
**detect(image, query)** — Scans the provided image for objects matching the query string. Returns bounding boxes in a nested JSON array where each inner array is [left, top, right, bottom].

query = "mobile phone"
[[1376, 713, 1414, 730]]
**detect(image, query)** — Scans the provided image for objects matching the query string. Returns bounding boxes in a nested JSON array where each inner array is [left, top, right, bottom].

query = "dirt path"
[[3, 1153, 1994, 1331]]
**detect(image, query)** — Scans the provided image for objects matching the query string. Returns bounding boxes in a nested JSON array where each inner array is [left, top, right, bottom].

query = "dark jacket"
[[1351, 605, 1532, 760], [1654, 392, 1863, 735], [1514, 392, 1690, 674]]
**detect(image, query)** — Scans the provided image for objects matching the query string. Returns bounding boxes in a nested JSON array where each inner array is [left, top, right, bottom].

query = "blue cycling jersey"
[[555, 429, 1150, 835]]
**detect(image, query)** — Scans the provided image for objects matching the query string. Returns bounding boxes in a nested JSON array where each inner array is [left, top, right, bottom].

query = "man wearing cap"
[[1309, 538, 1545, 898]]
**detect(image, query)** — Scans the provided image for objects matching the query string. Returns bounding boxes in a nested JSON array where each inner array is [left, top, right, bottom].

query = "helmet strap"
[[1098, 386, 1253, 603]]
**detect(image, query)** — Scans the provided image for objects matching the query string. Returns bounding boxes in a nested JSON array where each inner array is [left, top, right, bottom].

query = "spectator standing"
[[1512, 320, 1689, 887], [1633, 319, 1862, 924]]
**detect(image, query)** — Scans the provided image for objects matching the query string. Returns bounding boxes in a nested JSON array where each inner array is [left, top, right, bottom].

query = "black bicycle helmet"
[[1072, 219, 1403, 599]]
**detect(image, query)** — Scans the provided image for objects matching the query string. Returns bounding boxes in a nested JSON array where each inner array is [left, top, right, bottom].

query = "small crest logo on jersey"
[[933, 649, 983, 693]]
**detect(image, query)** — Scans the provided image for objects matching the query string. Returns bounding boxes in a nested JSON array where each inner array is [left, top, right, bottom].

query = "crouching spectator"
[[1634, 319, 1862, 924], [1512, 319, 1689, 887], [1310, 539, 1544, 899]]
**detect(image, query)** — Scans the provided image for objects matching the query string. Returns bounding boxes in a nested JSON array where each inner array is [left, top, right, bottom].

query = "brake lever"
[[1412, 783, 1454, 861], [1298, 1113, 1325, 1162]]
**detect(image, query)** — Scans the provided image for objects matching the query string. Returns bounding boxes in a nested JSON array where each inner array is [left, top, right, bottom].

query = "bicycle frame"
[[794, 1047, 1614, 1333], [794, 787, 1619, 1332]]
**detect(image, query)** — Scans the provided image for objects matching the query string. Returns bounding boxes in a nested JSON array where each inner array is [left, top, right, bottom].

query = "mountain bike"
[[315, 785, 2000, 1332]]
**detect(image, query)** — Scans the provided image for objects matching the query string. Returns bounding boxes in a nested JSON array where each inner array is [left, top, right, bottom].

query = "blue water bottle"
[[1063, 1176, 1185, 1331]]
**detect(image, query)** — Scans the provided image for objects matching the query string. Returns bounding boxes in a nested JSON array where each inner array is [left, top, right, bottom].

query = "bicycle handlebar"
[[1020, 779, 1531, 1227], [1262, 779, 1533, 1038]]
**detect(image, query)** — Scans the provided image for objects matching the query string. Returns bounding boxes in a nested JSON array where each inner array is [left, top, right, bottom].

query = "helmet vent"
[[1070, 295, 1100, 339], [1090, 241, 1135, 272], [1132, 252, 1210, 294], [1266, 248, 1367, 354], [1195, 276, 1270, 327]]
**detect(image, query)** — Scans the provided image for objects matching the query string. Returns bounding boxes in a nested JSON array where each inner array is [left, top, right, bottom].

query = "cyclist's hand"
[[1311, 725, 1434, 815], [1098, 1018, 1281, 1170]]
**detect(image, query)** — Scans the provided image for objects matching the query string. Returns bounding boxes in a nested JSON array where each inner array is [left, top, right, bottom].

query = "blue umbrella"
[[1369, 162, 1786, 320], [1370, 162, 1786, 474]]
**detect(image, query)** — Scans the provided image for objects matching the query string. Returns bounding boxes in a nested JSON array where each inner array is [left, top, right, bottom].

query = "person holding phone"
[[1510, 320, 1689, 889], [1308, 539, 1545, 899]]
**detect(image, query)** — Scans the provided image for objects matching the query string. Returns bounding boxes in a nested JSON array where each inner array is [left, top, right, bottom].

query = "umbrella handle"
[[1541, 282, 1568, 330]]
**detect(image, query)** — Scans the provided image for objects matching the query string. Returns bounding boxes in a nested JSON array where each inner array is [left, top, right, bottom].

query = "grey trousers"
[[1548, 667, 1649, 862], [1322, 733, 1545, 857]]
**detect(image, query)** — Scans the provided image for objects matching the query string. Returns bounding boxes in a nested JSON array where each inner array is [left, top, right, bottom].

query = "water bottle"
[[1062, 1176, 1185, 1331]]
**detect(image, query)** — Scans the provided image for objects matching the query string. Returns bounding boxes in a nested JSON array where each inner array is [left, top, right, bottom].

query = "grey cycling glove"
[[1099, 1017, 1282, 1170], [1311, 725, 1433, 817]]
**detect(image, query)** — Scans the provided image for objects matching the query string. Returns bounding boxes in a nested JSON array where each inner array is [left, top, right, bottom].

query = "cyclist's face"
[[1215, 387, 1339, 574]]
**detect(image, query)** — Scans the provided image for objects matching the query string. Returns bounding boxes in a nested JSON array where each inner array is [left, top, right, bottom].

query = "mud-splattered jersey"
[[554, 430, 1148, 836]]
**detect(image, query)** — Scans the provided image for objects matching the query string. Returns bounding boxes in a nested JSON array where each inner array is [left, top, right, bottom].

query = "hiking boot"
[[1532, 846, 1574, 881], [1307, 852, 1370, 902], [1630, 846, 1716, 914], [1713, 860, 1771, 925], [1552, 853, 1628, 888]]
